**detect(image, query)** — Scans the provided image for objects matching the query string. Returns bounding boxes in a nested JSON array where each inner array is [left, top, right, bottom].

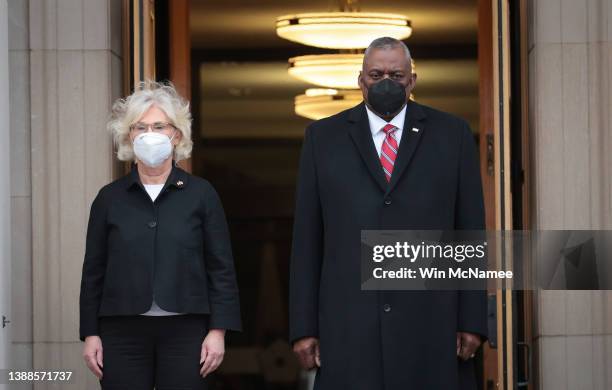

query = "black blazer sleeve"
[[202, 185, 242, 331], [455, 122, 488, 340], [79, 189, 108, 341], [289, 125, 324, 343]]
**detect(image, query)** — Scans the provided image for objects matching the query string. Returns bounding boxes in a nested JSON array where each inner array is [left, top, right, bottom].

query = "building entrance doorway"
[[128, 0, 533, 388]]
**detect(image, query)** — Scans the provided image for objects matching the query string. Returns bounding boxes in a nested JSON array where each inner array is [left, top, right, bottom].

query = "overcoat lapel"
[[347, 101, 427, 194], [347, 102, 388, 192], [386, 100, 427, 194]]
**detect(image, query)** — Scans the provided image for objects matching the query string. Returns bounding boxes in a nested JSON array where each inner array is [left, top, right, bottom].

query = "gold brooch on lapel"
[[176, 180, 184, 187]]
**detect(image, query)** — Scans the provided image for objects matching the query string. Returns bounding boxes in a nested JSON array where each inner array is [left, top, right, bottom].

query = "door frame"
[[478, 1, 499, 388], [121, 0, 192, 176], [479, 0, 533, 389]]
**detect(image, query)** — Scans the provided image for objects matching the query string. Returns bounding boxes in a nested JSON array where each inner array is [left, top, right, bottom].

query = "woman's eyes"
[[132, 123, 169, 132]]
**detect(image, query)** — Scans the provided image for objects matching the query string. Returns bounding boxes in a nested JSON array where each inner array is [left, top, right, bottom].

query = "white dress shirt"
[[365, 103, 407, 156]]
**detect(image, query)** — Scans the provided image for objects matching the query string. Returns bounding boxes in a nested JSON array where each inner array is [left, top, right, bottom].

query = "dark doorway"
[[186, 1, 480, 388]]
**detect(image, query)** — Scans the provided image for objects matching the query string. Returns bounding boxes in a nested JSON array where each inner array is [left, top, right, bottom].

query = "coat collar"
[[126, 162, 189, 192], [348, 100, 426, 194], [348, 102, 388, 192]]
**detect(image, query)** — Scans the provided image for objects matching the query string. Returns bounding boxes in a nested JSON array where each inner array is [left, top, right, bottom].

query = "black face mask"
[[366, 78, 407, 117]]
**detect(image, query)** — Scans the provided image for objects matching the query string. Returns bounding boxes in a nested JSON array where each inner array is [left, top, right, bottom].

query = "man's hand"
[[82, 335, 103, 379], [292, 337, 320, 369], [200, 329, 226, 377], [456, 332, 482, 360]]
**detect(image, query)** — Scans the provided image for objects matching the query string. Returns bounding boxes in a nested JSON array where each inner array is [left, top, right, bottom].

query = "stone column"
[[0, 0, 13, 380], [28, 0, 123, 388], [8, 3, 33, 388], [529, 0, 612, 389]]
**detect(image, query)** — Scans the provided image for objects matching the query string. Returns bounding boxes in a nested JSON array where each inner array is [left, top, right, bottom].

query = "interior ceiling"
[[199, 60, 478, 138], [190, 0, 478, 49], [189, 0, 479, 139]]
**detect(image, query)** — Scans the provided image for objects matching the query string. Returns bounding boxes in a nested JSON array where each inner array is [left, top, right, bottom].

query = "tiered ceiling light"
[[289, 55, 416, 90], [288, 54, 363, 89], [276, 0, 412, 119], [276, 12, 412, 49], [294, 88, 363, 120]]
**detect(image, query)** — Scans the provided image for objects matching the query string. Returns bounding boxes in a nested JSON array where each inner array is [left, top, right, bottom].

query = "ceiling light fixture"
[[276, 12, 412, 49], [288, 54, 363, 89], [295, 88, 364, 120], [277, 0, 412, 120], [289, 55, 415, 90]]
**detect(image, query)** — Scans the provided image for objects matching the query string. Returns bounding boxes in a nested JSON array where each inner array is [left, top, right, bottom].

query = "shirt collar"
[[126, 163, 189, 191], [365, 103, 407, 136]]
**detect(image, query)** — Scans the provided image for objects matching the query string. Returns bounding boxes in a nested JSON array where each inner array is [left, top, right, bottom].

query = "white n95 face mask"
[[133, 132, 175, 167]]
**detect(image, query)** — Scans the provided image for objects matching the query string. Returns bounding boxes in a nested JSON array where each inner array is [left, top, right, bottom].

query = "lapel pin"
[[412, 127, 419, 132], [176, 180, 184, 187]]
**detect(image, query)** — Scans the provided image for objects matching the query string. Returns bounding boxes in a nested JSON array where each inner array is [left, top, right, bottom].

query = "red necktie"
[[380, 124, 399, 182]]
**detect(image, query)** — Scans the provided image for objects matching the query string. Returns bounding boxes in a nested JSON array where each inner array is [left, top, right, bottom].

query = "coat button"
[[384, 198, 392, 205], [383, 304, 391, 312], [148, 221, 157, 228]]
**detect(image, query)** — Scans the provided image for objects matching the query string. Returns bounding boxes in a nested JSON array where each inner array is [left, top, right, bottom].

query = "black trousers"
[[99, 314, 209, 389]]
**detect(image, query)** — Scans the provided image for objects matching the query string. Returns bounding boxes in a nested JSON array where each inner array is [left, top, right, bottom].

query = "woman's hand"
[[82, 336, 103, 379], [200, 329, 226, 377]]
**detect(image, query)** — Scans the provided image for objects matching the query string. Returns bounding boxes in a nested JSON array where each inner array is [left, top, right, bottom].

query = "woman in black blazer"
[[79, 81, 241, 389]]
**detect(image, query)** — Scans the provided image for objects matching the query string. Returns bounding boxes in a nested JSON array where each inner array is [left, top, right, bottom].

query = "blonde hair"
[[108, 80, 193, 162]]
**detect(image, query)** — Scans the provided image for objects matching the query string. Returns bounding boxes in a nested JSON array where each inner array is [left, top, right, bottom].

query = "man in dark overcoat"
[[289, 37, 488, 390]]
